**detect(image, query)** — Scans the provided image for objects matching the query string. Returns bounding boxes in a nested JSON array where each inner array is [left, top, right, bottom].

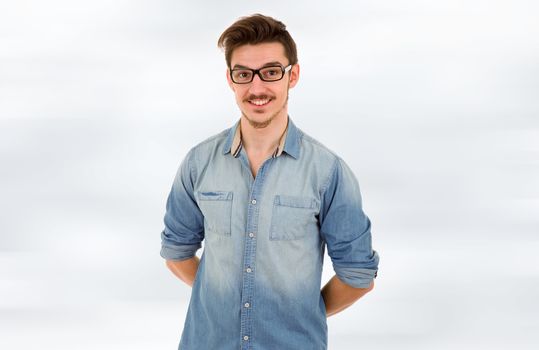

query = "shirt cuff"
[[334, 266, 378, 288], [160, 242, 201, 261]]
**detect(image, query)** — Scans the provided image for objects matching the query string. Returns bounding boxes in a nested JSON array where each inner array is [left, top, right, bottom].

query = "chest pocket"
[[270, 195, 319, 240], [197, 191, 233, 236]]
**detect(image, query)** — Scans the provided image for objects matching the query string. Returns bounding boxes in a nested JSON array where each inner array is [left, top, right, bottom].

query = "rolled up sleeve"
[[160, 148, 204, 261], [319, 157, 380, 288]]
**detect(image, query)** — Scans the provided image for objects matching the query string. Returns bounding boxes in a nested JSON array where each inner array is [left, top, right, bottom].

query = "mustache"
[[243, 94, 275, 101]]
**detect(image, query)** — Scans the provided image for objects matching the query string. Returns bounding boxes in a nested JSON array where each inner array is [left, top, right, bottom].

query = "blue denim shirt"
[[160, 117, 379, 350]]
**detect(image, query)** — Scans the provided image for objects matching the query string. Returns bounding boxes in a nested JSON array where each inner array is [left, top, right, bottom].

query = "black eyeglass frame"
[[229, 64, 293, 84]]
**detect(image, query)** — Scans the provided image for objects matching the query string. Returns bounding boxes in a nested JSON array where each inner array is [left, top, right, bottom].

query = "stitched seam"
[[319, 157, 339, 196], [188, 147, 198, 182]]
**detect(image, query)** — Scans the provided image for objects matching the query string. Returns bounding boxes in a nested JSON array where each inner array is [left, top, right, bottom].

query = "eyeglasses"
[[230, 64, 292, 84]]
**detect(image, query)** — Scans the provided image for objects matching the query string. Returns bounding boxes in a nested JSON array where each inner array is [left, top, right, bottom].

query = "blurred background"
[[1, 0, 538, 349]]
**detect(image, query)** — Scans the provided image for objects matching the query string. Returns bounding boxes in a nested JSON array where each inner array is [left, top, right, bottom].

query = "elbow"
[[357, 280, 374, 298], [348, 280, 374, 304], [356, 280, 374, 295], [166, 259, 184, 274]]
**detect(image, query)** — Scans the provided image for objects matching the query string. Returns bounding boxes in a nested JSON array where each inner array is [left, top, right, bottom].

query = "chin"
[[242, 112, 276, 129]]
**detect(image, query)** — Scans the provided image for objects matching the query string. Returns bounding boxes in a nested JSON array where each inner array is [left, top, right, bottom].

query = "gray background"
[[1, 0, 538, 349]]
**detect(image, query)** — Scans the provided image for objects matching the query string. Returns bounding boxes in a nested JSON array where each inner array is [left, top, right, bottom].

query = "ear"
[[288, 63, 300, 89], [226, 68, 235, 91]]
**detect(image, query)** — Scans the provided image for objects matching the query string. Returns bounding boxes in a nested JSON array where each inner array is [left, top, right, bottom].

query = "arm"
[[319, 157, 380, 316], [160, 148, 205, 274], [321, 275, 374, 317], [166, 256, 200, 287]]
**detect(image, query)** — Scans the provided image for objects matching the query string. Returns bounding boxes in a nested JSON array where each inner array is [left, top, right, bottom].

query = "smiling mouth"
[[248, 98, 272, 107]]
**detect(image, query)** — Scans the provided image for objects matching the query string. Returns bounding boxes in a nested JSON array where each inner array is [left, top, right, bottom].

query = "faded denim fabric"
[[160, 117, 380, 350]]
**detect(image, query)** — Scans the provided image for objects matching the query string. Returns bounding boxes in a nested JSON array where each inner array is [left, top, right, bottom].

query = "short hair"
[[217, 14, 298, 68]]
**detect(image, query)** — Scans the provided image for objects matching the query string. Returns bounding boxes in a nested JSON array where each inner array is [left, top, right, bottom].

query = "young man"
[[160, 14, 380, 350]]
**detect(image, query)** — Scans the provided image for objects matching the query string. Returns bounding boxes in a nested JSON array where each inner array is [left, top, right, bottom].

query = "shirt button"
[[248, 232, 255, 238], [246, 267, 252, 273], [251, 199, 257, 205], [244, 302, 250, 308], [243, 335, 249, 341]]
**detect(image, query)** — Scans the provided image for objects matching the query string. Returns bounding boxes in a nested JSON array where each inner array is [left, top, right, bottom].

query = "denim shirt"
[[160, 117, 380, 350]]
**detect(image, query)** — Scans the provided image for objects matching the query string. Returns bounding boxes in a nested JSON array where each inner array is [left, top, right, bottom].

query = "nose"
[[248, 73, 267, 95]]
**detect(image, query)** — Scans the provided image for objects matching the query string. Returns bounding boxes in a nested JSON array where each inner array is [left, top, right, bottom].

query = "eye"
[[264, 68, 280, 76], [233, 70, 252, 81]]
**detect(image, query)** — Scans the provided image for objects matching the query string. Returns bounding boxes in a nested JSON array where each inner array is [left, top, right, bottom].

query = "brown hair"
[[217, 14, 298, 68]]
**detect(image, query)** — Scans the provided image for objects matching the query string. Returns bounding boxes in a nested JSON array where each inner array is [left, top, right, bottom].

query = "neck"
[[240, 112, 288, 156]]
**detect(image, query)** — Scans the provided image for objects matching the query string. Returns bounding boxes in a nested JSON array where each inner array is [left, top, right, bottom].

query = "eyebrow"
[[232, 61, 284, 69]]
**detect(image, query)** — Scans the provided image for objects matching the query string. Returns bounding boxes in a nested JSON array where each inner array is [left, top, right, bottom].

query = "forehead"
[[230, 42, 287, 68]]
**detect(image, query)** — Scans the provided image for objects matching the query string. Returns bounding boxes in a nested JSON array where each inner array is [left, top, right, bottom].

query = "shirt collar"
[[222, 116, 300, 159]]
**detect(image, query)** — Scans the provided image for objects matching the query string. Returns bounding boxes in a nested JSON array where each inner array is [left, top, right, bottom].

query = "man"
[[160, 14, 380, 350]]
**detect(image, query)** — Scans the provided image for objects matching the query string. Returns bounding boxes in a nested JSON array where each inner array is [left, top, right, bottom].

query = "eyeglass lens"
[[231, 66, 284, 83]]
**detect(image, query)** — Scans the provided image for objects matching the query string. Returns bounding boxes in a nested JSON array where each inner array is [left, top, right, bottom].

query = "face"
[[227, 42, 300, 129]]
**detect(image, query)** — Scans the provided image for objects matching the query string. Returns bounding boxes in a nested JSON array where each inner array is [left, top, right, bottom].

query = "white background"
[[1, 1, 538, 349]]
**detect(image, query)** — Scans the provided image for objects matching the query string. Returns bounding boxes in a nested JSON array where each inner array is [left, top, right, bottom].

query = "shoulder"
[[296, 125, 342, 167], [294, 125, 361, 193], [182, 126, 231, 162], [173, 126, 231, 179], [191, 127, 230, 154]]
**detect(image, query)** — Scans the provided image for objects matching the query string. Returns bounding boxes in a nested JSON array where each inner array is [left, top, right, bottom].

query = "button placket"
[[239, 157, 274, 348]]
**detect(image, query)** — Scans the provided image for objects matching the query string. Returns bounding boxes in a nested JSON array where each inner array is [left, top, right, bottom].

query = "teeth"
[[250, 99, 270, 106]]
